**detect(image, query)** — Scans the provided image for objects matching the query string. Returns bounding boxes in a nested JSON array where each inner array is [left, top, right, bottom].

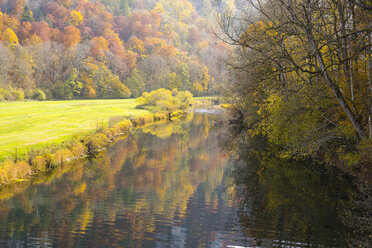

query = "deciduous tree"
[[62, 25, 81, 47]]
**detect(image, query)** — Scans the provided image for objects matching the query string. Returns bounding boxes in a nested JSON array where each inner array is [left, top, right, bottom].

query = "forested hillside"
[[0, 0, 230, 100]]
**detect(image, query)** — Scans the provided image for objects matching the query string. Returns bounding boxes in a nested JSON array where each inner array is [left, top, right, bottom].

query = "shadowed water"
[[0, 112, 365, 247]]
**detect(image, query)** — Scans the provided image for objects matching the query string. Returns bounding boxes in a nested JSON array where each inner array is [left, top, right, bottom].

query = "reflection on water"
[[0, 113, 239, 248], [0, 112, 369, 247], [226, 127, 371, 248]]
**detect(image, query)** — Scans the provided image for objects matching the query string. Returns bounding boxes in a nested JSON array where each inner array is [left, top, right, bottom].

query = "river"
[[0, 111, 369, 247]]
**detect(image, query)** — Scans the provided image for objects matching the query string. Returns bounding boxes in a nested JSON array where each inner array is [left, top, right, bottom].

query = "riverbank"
[[0, 96, 215, 186], [0, 111, 168, 186], [0, 111, 367, 247], [0, 99, 150, 161]]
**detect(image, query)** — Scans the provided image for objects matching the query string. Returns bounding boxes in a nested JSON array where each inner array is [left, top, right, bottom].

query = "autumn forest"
[[0, 0, 230, 100], [0, 0, 371, 247]]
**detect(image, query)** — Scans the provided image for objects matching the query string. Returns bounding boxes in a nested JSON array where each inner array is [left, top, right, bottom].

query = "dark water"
[[0, 112, 368, 247]]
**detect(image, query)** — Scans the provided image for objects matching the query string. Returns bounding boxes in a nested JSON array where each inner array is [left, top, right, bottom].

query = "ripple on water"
[[192, 108, 226, 114], [0, 113, 353, 247]]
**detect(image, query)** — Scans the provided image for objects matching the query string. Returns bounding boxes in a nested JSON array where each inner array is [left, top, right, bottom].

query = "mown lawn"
[[0, 99, 151, 160]]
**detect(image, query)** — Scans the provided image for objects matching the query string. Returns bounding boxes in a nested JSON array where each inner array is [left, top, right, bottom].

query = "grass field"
[[0, 99, 151, 160]]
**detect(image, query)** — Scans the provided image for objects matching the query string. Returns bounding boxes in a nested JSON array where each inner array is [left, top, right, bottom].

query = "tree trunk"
[[348, 42, 355, 101], [283, 0, 367, 138], [350, 58, 354, 101], [368, 35, 372, 139], [312, 39, 366, 138]]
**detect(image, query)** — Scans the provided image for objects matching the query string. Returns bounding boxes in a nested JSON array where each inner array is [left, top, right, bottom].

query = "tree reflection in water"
[[0, 113, 370, 248], [226, 125, 372, 247], [0, 113, 234, 247]]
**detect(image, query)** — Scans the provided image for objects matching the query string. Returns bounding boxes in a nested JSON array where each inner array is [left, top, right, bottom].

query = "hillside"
[[0, 0, 230, 100]]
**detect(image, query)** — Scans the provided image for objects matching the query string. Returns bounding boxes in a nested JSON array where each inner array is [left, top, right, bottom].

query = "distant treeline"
[[0, 0, 230, 100]]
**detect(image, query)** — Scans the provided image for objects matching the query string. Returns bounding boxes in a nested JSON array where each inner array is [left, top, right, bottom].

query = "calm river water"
[[0, 111, 366, 247]]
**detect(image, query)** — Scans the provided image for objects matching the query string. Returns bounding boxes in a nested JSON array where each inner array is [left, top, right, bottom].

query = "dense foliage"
[[135, 88, 193, 112], [0, 0, 230, 100], [219, 0, 372, 164]]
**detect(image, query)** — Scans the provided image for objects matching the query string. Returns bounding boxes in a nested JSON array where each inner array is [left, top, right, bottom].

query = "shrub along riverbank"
[[0, 89, 194, 186]]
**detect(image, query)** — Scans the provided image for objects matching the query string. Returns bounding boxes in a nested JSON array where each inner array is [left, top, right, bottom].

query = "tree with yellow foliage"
[[192, 82, 204, 95], [153, 2, 165, 14], [1, 28, 18, 46], [127, 36, 146, 55], [201, 65, 210, 91], [26, 34, 43, 45], [69, 10, 83, 27], [218, 0, 371, 161]]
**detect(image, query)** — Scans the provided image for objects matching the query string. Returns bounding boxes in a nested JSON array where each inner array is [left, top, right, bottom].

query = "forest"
[[0, 0, 230, 100], [219, 0, 372, 169]]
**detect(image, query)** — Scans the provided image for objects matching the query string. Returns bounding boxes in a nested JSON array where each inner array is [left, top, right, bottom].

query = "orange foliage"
[[18, 21, 32, 43], [157, 44, 178, 58], [46, 2, 69, 29], [0, 0, 227, 101], [62, 25, 81, 47], [1, 13, 20, 32], [76, 0, 104, 19], [91, 36, 109, 59], [113, 10, 163, 42], [50, 28, 61, 42], [31, 21, 51, 42], [123, 50, 138, 73], [104, 28, 125, 57]]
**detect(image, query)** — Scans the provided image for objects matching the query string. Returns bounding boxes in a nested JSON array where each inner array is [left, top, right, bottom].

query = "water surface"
[[0, 112, 362, 247]]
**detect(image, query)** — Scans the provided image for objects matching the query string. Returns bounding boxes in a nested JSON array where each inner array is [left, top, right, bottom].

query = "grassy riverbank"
[[0, 92, 203, 185], [0, 97, 215, 161], [0, 107, 167, 185], [0, 99, 150, 161]]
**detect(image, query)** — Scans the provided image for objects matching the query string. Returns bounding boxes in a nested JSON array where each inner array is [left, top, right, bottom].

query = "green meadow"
[[0, 99, 151, 160]]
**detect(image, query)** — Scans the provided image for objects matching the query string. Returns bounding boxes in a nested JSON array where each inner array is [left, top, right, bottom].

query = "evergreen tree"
[[22, 4, 34, 23], [120, 0, 130, 16]]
